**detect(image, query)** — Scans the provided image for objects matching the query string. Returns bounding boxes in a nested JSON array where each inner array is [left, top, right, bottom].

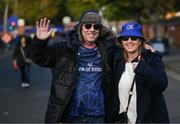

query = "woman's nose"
[[127, 38, 132, 42]]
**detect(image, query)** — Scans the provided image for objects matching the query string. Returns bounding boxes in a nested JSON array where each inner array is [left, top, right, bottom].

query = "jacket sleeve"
[[13, 45, 18, 60], [134, 54, 168, 94], [30, 36, 58, 67]]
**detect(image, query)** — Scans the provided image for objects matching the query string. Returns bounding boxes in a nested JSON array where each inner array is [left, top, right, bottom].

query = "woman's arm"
[[134, 54, 168, 94]]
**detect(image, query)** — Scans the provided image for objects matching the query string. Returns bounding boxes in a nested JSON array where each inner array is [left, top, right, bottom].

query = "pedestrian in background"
[[13, 19, 32, 88], [30, 10, 116, 123], [109, 22, 169, 123]]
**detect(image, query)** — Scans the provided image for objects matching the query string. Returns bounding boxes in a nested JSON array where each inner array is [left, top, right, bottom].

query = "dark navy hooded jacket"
[[107, 48, 169, 123]]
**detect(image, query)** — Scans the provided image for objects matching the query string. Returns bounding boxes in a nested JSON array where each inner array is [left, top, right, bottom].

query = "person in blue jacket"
[[109, 22, 169, 123]]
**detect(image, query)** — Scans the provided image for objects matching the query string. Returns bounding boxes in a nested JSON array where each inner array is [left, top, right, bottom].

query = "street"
[[0, 53, 180, 123], [0, 55, 51, 123], [164, 76, 180, 122]]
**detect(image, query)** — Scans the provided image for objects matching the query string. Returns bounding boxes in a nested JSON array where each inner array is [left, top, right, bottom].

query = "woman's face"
[[121, 36, 142, 53], [20, 37, 26, 47]]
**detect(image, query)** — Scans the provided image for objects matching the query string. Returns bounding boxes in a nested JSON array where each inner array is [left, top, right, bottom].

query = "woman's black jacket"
[[30, 26, 116, 123], [13, 35, 32, 67], [107, 48, 169, 123]]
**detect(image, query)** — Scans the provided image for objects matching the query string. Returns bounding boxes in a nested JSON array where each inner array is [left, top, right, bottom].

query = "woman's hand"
[[36, 18, 51, 40], [12, 59, 19, 70]]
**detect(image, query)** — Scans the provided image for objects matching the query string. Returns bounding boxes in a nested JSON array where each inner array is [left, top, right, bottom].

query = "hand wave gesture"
[[36, 18, 51, 40]]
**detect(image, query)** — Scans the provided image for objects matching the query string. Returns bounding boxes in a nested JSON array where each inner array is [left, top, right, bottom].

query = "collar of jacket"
[[141, 48, 162, 63], [65, 27, 80, 51], [114, 47, 124, 62]]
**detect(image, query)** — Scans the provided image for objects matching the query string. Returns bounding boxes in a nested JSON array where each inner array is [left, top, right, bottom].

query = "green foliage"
[[11, 0, 61, 25], [173, 0, 180, 11], [103, 0, 177, 23], [1, 0, 179, 25], [65, 0, 101, 21]]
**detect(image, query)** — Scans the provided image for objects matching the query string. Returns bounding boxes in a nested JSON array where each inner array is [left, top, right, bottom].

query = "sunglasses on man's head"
[[121, 36, 139, 41], [84, 23, 102, 30]]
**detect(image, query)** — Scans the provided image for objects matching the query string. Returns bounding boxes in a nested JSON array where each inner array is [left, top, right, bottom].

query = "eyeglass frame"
[[120, 36, 141, 41], [83, 23, 102, 30]]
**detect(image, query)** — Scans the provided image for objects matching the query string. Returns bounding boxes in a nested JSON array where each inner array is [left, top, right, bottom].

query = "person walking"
[[108, 22, 169, 123], [13, 35, 32, 88], [30, 10, 116, 123]]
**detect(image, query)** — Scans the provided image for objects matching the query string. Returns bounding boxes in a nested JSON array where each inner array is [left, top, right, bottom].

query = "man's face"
[[18, 26, 25, 35], [81, 23, 101, 45]]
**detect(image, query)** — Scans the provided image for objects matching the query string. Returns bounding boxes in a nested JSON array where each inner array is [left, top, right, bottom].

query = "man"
[[30, 10, 115, 123]]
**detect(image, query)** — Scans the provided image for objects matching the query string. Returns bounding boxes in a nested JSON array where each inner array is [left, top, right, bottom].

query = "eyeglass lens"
[[122, 37, 138, 41], [84, 23, 102, 30]]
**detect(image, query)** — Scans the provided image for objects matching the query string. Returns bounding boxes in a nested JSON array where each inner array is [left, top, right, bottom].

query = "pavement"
[[0, 48, 13, 60], [163, 47, 180, 82]]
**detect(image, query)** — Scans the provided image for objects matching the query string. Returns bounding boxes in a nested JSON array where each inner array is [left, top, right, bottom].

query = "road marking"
[[166, 69, 180, 82]]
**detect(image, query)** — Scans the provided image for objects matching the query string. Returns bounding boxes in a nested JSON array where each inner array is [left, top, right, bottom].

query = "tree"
[[1, 0, 179, 26], [65, 0, 102, 21], [11, 0, 61, 25], [103, 0, 176, 23]]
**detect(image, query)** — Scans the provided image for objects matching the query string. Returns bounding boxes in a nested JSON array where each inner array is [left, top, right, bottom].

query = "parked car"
[[149, 37, 170, 55]]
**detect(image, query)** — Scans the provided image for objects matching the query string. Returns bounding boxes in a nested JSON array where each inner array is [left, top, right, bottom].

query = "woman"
[[13, 35, 32, 88], [110, 22, 169, 123]]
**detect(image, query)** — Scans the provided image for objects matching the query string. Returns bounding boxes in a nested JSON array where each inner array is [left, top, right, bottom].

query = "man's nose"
[[89, 25, 95, 31]]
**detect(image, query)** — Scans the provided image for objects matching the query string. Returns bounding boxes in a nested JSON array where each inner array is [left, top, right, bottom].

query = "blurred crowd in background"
[[0, 13, 180, 56]]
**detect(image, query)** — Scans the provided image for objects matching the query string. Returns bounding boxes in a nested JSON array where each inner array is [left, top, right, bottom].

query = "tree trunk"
[[3, 2, 8, 32]]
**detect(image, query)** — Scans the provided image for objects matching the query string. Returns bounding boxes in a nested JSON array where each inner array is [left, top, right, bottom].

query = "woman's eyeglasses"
[[84, 23, 102, 30], [121, 36, 139, 41]]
